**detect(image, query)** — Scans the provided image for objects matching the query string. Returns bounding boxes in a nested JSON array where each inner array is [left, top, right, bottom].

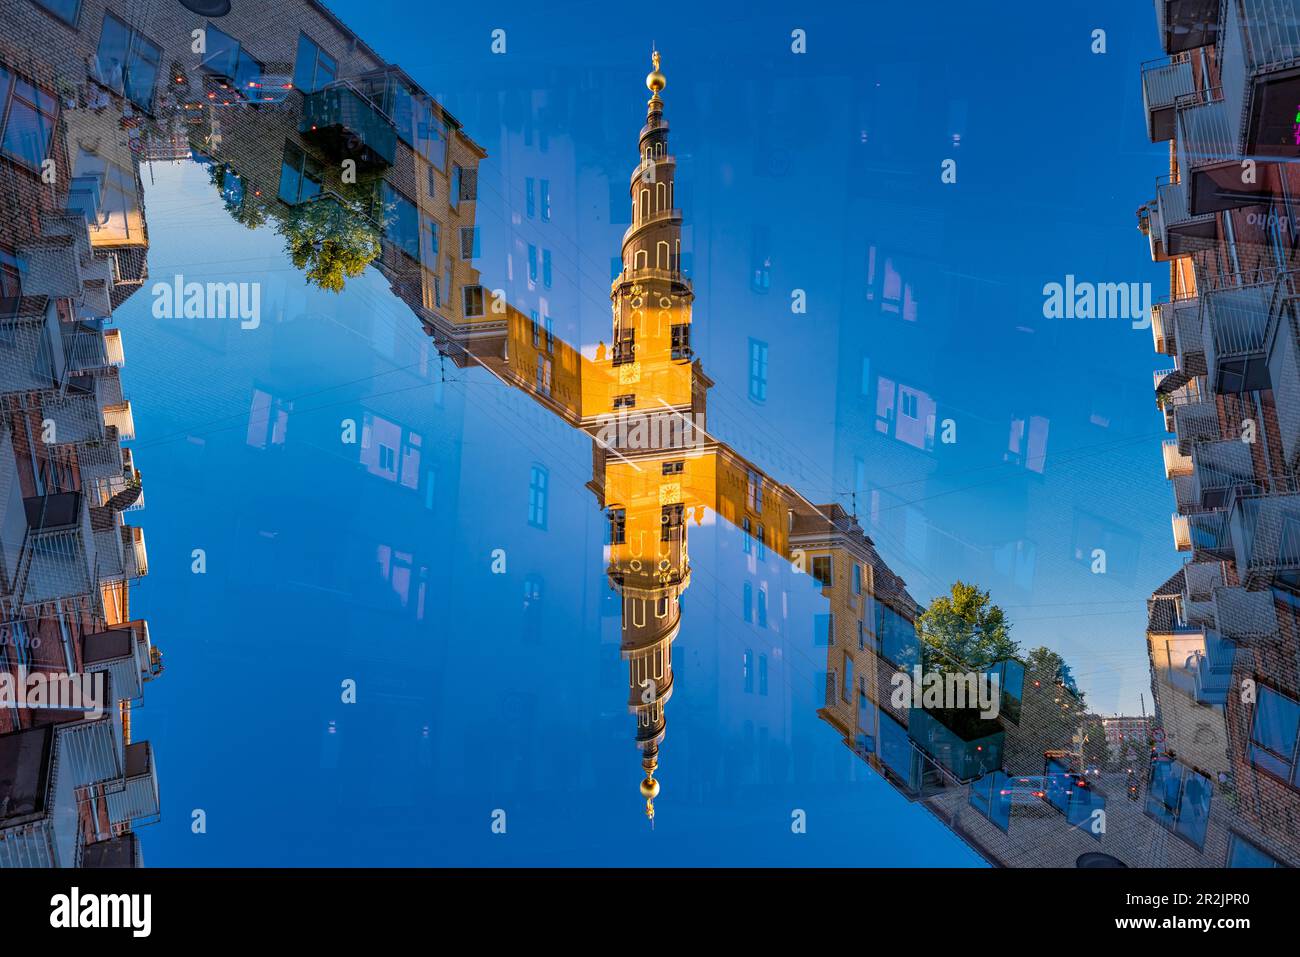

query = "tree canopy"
[[916, 580, 1019, 671]]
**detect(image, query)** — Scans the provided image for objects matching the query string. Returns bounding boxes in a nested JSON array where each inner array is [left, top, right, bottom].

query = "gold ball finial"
[[646, 50, 665, 97], [639, 775, 660, 801]]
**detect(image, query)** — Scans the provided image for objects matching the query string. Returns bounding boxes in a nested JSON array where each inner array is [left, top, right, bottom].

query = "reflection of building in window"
[[0, 65, 58, 169], [375, 545, 428, 618], [247, 389, 291, 449], [865, 246, 918, 322], [293, 32, 338, 94], [1006, 413, 1050, 473], [381, 183, 420, 261], [743, 649, 754, 693], [359, 412, 421, 489], [758, 654, 768, 695], [278, 142, 323, 205], [1249, 685, 1300, 786], [31, 0, 80, 24], [757, 586, 768, 628], [522, 575, 543, 642], [743, 581, 753, 622], [750, 226, 771, 293], [71, 148, 144, 243], [462, 285, 485, 317], [1146, 758, 1213, 847], [93, 13, 162, 112], [670, 323, 691, 360], [608, 508, 626, 545], [527, 464, 548, 529], [811, 555, 832, 587], [1227, 833, 1283, 867], [459, 226, 480, 261], [842, 653, 853, 702], [875, 378, 935, 450], [748, 339, 768, 402]]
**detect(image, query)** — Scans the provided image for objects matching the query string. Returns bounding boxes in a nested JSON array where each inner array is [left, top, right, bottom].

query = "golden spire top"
[[640, 752, 660, 824], [646, 49, 666, 99]]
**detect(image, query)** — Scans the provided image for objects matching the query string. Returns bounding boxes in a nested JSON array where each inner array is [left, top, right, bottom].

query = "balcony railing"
[[1172, 392, 1220, 453], [1231, 491, 1300, 584], [1163, 438, 1194, 478], [1191, 437, 1257, 507], [1213, 584, 1280, 640], [1193, 628, 1235, 705], [106, 740, 160, 827], [1156, 176, 1216, 254], [300, 82, 397, 169], [1143, 55, 1195, 140]]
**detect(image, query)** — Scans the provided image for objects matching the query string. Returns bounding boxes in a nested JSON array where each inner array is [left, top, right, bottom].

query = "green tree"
[[276, 192, 381, 293], [1080, 716, 1110, 771], [917, 580, 1019, 671]]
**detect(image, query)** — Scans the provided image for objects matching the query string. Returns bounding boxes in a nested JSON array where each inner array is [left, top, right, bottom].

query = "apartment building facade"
[[1137, 0, 1300, 868]]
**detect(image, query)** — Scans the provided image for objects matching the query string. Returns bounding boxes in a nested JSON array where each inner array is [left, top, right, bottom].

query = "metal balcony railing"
[[1143, 55, 1196, 140], [1231, 491, 1300, 582], [1213, 584, 1280, 640], [1163, 438, 1195, 478]]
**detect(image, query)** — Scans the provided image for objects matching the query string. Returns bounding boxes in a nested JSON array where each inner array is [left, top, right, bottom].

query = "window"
[[527, 244, 538, 283], [293, 33, 337, 94], [30, 0, 80, 23], [381, 183, 420, 261], [93, 14, 161, 111], [525, 177, 535, 218], [523, 575, 544, 642], [1249, 686, 1300, 785], [535, 354, 552, 396], [542, 249, 552, 288], [608, 508, 626, 545], [857, 620, 866, 651], [662, 461, 684, 475], [527, 465, 548, 529], [746, 469, 760, 512], [750, 226, 771, 293], [661, 503, 683, 541], [969, 771, 1012, 832], [742, 516, 752, 554], [1146, 758, 1212, 848], [278, 142, 322, 205], [421, 216, 440, 268], [0, 66, 57, 169], [901, 390, 918, 418], [540, 180, 551, 222], [757, 587, 768, 628], [613, 394, 635, 410], [671, 323, 691, 361], [462, 285, 485, 317], [0, 247, 20, 298], [811, 556, 833, 587], [756, 524, 766, 561], [743, 650, 754, 693], [530, 310, 541, 347], [460, 226, 479, 260], [450, 165, 461, 211], [1227, 834, 1282, 868], [843, 654, 853, 702], [877, 601, 920, 668], [759, 654, 768, 695], [458, 166, 477, 202], [197, 22, 260, 98], [743, 582, 753, 623], [748, 338, 768, 402], [853, 563, 862, 595]]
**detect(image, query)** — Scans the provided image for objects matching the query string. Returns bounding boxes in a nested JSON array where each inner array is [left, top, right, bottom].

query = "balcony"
[[1267, 298, 1300, 468], [106, 740, 160, 827], [1155, 177, 1217, 255], [0, 725, 79, 867], [1234, 0, 1300, 161], [1173, 512, 1192, 551], [0, 297, 64, 390], [1213, 584, 1279, 640], [906, 707, 1004, 784], [41, 377, 109, 445], [1193, 628, 1236, 705], [1171, 391, 1220, 453], [1231, 491, 1300, 587], [1191, 437, 1257, 508], [1170, 295, 1209, 375], [61, 321, 120, 374], [102, 400, 135, 441], [1143, 55, 1196, 140], [1152, 295, 1198, 354], [20, 492, 98, 605], [1139, 200, 1169, 263], [1163, 438, 1194, 478], [1154, 0, 1220, 54], [0, 431, 26, 598], [82, 623, 150, 702], [81, 832, 143, 868], [1201, 279, 1275, 393], [54, 678, 126, 790], [1182, 559, 1224, 625], [300, 82, 397, 171], [1189, 507, 1234, 560]]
